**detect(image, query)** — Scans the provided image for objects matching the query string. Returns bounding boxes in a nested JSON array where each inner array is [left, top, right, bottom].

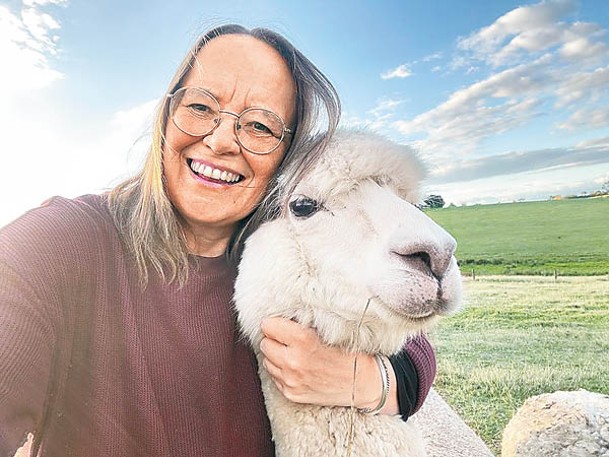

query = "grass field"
[[431, 275, 609, 455], [426, 197, 609, 275]]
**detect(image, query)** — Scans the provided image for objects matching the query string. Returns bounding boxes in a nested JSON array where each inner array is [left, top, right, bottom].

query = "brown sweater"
[[0, 194, 435, 457], [0, 195, 272, 456]]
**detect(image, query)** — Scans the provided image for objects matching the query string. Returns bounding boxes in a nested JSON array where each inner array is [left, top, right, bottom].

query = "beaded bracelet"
[[358, 353, 390, 415]]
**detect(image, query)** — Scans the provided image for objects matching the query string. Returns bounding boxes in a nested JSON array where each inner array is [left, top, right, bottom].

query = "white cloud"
[[423, 52, 443, 62], [576, 136, 609, 149], [368, 98, 403, 116], [426, 144, 609, 183], [24, 0, 68, 6], [554, 66, 609, 107], [21, 7, 61, 50], [593, 171, 609, 187], [0, 2, 66, 96], [0, 0, 156, 227], [457, 0, 576, 67], [390, 0, 609, 163], [381, 64, 412, 80], [392, 58, 549, 157], [0, 0, 79, 227], [341, 97, 407, 134], [559, 22, 608, 62], [455, 1, 608, 69], [105, 99, 159, 180], [426, 162, 609, 206], [557, 107, 609, 131], [0, 98, 157, 227]]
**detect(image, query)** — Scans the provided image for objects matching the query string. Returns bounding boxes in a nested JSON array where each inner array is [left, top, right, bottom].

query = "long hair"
[[108, 24, 341, 285]]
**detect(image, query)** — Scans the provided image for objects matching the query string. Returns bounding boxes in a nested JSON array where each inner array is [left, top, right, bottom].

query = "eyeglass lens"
[[169, 87, 286, 154]]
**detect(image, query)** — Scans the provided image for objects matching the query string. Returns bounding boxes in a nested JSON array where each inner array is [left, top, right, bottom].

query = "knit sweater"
[[0, 194, 435, 457]]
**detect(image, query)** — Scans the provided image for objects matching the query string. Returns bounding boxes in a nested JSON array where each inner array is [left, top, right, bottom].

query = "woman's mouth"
[[187, 159, 244, 184]]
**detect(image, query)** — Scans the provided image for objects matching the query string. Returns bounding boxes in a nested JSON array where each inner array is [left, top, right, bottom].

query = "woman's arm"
[[390, 334, 436, 418], [0, 259, 56, 455], [259, 317, 436, 419], [0, 198, 95, 455]]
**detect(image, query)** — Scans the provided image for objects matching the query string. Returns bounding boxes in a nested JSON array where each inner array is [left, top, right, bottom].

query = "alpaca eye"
[[289, 196, 320, 218]]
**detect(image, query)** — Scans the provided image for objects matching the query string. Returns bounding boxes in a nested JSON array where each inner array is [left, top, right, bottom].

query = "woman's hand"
[[260, 317, 399, 414]]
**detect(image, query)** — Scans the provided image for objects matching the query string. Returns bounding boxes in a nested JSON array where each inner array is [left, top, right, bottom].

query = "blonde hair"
[[108, 24, 341, 285]]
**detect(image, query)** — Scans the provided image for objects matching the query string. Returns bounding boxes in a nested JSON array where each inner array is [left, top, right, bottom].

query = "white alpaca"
[[234, 130, 462, 457]]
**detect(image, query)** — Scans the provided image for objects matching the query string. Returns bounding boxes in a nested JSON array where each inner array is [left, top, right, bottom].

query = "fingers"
[[262, 356, 284, 390], [261, 317, 314, 346], [258, 318, 354, 406], [259, 335, 287, 367], [260, 336, 300, 401], [259, 318, 316, 403], [258, 317, 399, 411]]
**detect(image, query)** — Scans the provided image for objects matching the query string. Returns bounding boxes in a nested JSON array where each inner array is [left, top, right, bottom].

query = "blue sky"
[[1, 0, 608, 226]]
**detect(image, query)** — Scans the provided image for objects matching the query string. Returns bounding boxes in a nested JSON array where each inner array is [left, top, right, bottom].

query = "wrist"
[[357, 353, 391, 414]]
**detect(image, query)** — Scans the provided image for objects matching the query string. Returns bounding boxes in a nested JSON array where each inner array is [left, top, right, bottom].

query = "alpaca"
[[234, 129, 462, 457]]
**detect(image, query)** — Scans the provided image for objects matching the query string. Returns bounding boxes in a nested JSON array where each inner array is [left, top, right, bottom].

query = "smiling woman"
[[161, 34, 296, 257], [0, 24, 436, 457]]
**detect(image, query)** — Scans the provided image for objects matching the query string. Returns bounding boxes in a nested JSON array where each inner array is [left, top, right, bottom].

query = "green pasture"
[[426, 197, 609, 275], [431, 275, 609, 455]]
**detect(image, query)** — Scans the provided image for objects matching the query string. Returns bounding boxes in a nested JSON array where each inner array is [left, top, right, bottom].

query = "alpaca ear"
[[288, 195, 320, 218]]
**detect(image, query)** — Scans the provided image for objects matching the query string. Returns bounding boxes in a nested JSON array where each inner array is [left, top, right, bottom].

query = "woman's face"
[[163, 34, 296, 254]]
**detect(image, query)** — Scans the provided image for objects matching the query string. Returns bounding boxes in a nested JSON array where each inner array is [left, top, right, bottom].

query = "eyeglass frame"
[[165, 86, 294, 155]]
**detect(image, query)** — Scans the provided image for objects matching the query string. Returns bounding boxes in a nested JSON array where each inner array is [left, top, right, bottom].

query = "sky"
[[1, 0, 608, 226]]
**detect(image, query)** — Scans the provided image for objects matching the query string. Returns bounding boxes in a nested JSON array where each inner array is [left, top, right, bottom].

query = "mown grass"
[[431, 275, 609, 455], [425, 197, 609, 275]]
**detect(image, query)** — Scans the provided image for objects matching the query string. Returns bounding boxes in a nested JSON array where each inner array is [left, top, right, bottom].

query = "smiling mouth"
[[187, 159, 244, 184]]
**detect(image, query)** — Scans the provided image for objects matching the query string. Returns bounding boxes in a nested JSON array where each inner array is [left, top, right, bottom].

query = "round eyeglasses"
[[167, 87, 293, 155]]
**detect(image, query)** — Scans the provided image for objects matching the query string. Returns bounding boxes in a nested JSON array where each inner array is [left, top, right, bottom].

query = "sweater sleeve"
[[0, 196, 105, 456], [0, 259, 56, 456], [388, 333, 436, 420]]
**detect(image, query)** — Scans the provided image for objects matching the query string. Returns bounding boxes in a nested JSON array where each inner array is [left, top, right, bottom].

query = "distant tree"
[[602, 180, 609, 194], [424, 194, 445, 208]]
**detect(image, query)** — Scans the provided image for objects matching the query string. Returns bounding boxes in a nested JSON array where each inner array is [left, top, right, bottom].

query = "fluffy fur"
[[234, 130, 462, 456]]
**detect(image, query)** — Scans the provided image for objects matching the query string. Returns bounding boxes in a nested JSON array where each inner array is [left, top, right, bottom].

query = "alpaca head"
[[235, 129, 462, 353]]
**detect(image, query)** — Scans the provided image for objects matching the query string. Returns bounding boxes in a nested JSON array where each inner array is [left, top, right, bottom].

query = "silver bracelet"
[[358, 353, 390, 415]]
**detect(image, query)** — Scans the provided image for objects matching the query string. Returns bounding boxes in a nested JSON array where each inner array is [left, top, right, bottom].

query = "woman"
[[0, 25, 435, 456]]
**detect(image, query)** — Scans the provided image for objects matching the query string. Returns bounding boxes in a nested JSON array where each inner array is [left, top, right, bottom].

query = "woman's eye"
[[248, 121, 273, 136], [289, 197, 320, 218], [188, 103, 213, 115]]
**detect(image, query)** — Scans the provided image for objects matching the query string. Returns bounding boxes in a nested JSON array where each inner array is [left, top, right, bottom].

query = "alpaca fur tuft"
[[234, 129, 462, 456]]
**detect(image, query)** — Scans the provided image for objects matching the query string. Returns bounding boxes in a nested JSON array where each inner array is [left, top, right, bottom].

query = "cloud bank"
[[396, 0, 609, 158], [372, 0, 609, 203], [0, 0, 67, 94]]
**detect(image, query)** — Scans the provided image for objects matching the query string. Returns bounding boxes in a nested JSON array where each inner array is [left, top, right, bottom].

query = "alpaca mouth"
[[379, 288, 457, 322], [187, 159, 244, 184], [396, 304, 445, 323], [406, 310, 435, 320]]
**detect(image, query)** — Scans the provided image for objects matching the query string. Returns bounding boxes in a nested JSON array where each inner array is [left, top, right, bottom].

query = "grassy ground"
[[431, 275, 609, 455], [426, 197, 609, 275]]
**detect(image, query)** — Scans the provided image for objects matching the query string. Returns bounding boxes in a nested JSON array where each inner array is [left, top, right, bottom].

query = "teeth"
[[189, 160, 241, 183]]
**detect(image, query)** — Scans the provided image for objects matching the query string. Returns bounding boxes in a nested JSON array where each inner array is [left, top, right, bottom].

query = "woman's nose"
[[203, 112, 241, 155]]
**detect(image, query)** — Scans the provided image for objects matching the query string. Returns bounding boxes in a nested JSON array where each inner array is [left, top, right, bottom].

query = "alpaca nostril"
[[392, 240, 456, 280], [402, 252, 433, 274]]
